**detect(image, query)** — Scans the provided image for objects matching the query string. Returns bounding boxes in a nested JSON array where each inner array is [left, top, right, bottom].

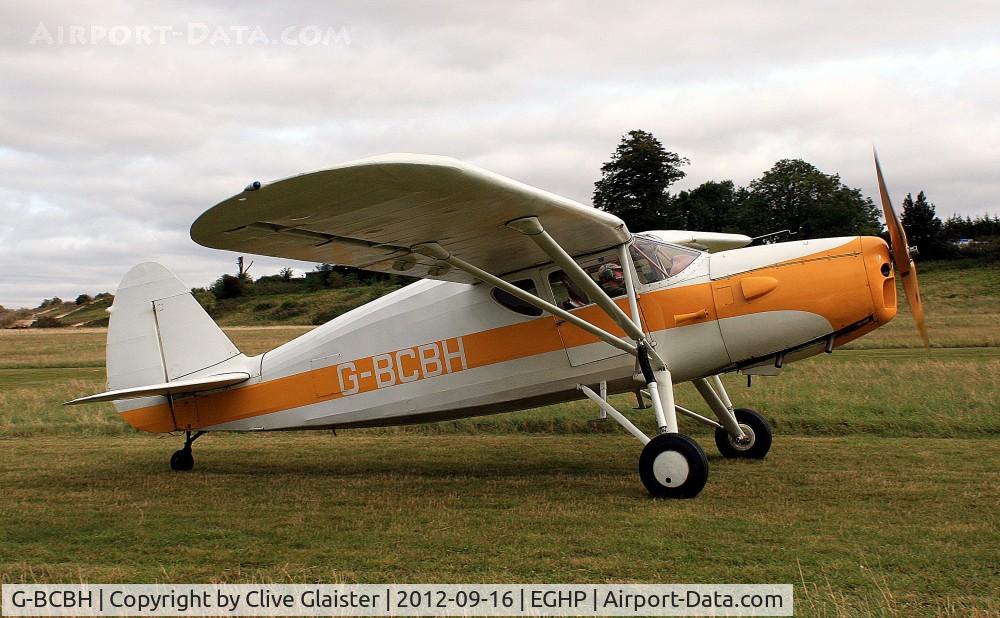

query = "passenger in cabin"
[[595, 263, 626, 297]]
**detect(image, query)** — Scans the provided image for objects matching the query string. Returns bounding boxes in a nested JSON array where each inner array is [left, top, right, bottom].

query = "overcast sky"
[[1, 1, 998, 308]]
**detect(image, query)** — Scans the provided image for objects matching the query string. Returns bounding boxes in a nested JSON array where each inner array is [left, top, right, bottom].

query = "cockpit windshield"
[[628, 236, 700, 284]]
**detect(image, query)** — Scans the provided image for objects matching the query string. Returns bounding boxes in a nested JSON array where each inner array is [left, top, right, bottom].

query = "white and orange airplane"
[[69, 153, 926, 498]]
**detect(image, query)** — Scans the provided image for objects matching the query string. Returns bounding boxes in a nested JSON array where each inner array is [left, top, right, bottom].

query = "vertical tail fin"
[[107, 263, 242, 392]]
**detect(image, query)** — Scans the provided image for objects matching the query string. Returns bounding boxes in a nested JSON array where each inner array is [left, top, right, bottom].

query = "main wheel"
[[170, 448, 194, 471], [639, 433, 709, 498], [715, 408, 772, 459]]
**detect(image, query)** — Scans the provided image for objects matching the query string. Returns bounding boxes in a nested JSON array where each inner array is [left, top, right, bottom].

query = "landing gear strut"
[[170, 430, 205, 471], [580, 344, 711, 499]]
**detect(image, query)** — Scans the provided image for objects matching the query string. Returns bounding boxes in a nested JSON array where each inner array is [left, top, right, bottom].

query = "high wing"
[[191, 154, 630, 283], [641, 230, 752, 253]]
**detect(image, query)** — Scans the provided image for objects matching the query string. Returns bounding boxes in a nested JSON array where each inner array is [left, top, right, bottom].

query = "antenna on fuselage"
[[750, 229, 794, 245]]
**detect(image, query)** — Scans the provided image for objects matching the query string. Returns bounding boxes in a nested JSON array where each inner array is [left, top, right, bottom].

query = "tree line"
[[594, 130, 998, 260]]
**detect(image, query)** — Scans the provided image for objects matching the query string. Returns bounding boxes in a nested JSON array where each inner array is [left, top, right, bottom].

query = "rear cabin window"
[[491, 279, 543, 316], [628, 237, 700, 284]]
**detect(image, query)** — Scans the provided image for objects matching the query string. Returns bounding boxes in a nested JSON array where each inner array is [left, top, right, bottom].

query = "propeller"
[[873, 149, 929, 346]]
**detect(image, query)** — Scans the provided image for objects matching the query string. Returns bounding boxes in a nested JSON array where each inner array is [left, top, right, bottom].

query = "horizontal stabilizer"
[[65, 372, 250, 406]]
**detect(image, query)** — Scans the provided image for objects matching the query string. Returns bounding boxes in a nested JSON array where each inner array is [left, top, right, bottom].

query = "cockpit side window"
[[548, 253, 628, 311], [491, 278, 543, 316], [628, 237, 700, 284]]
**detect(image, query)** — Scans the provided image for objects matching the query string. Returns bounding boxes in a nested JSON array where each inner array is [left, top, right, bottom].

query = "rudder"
[[107, 262, 242, 393]]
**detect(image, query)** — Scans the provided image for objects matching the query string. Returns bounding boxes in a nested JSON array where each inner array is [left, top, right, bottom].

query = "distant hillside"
[[2, 281, 404, 330], [2, 262, 414, 330], [201, 281, 403, 327], [1, 294, 114, 329]]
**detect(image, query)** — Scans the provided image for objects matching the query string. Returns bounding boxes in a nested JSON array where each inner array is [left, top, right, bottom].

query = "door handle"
[[673, 308, 709, 325]]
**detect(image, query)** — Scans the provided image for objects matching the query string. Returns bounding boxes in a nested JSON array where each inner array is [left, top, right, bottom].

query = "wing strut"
[[414, 215, 681, 436]]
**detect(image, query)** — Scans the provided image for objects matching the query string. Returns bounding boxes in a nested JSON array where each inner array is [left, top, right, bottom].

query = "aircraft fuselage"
[[115, 235, 896, 433]]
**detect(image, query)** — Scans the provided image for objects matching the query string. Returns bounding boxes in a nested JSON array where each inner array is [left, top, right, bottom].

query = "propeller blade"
[[873, 149, 929, 346], [874, 149, 911, 278], [904, 262, 930, 347]]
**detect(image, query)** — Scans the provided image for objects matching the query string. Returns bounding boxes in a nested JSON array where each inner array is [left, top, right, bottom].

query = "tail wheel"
[[170, 448, 194, 471], [715, 408, 772, 459], [639, 433, 709, 499]]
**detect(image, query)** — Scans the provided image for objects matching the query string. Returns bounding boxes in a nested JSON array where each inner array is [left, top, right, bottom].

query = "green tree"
[[593, 130, 689, 232], [279, 267, 294, 281], [944, 213, 1000, 241], [671, 180, 740, 231], [313, 263, 337, 288], [191, 288, 217, 314], [734, 159, 882, 239], [210, 274, 246, 299], [901, 191, 946, 259], [943, 214, 970, 240], [75, 294, 92, 305]]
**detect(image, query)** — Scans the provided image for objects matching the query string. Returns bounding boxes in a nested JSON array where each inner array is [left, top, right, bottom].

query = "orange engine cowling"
[[860, 236, 898, 326], [709, 236, 896, 363]]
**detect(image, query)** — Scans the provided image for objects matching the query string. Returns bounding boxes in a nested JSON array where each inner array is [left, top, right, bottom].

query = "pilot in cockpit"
[[595, 263, 626, 297]]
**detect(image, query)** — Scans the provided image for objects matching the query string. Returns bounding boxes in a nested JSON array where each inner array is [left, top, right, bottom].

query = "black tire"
[[170, 448, 194, 471], [638, 433, 709, 498], [715, 408, 772, 459]]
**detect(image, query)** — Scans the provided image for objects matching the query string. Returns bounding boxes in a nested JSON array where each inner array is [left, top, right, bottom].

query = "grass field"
[[1, 261, 998, 616], [2, 434, 997, 616]]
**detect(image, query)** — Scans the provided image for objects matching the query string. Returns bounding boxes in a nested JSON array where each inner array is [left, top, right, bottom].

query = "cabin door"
[[544, 253, 632, 367]]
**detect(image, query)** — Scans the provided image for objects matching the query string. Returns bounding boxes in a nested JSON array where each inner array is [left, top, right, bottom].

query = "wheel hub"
[[729, 423, 756, 451], [651, 450, 690, 487]]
